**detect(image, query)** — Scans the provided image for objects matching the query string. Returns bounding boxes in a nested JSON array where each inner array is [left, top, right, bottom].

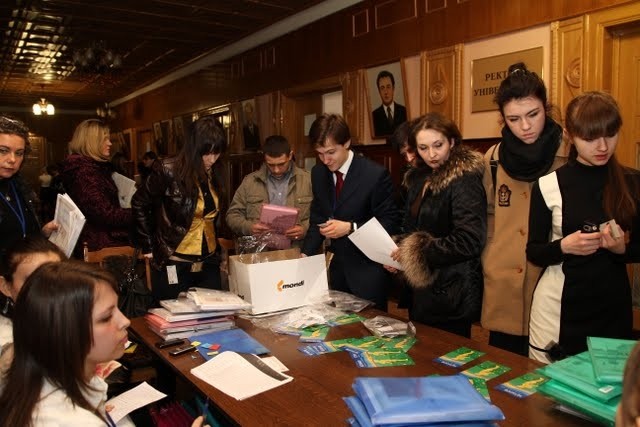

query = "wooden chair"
[[218, 238, 235, 291], [83, 243, 152, 291]]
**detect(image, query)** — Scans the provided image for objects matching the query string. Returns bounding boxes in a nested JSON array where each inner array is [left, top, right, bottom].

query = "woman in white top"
[[0, 260, 130, 426]]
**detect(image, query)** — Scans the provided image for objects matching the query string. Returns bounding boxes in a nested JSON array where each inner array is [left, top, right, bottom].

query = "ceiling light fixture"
[[32, 98, 55, 115], [96, 102, 116, 119], [72, 41, 122, 75]]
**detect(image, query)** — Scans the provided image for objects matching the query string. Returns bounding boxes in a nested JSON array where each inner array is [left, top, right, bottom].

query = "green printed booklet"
[[435, 347, 485, 368], [495, 372, 549, 399], [468, 377, 491, 401], [297, 335, 417, 361], [298, 325, 330, 342], [346, 347, 415, 368], [587, 336, 637, 384], [462, 361, 511, 381], [328, 313, 366, 326], [298, 336, 381, 356], [377, 336, 417, 352]]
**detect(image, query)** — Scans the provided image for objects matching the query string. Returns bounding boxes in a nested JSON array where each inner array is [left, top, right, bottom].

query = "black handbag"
[[103, 251, 154, 318]]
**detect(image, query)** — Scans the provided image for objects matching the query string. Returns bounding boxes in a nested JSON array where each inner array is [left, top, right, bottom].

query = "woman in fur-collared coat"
[[389, 113, 487, 338]]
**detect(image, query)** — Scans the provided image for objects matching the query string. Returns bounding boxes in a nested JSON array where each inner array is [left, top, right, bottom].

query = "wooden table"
[[128, 311, 597, 427]]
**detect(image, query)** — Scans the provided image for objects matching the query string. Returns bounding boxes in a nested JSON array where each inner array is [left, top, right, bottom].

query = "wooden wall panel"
[[420, 44, 462, 124], [340, 70, 366, 145], [115, 0, 637, 141], [550, 17, 584, 119], [375, 0, 418, 29]]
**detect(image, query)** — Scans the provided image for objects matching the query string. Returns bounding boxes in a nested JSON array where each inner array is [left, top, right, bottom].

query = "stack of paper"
[[48, 193, 86, 257], [145, 309, 235, 340], [112, 172, 137, 208], [146, 290, 250, 341], [536, 338, 637, 425], [343, 375, 505, 426], [186, 288, 252, 311], [190, 351, 292, 400]]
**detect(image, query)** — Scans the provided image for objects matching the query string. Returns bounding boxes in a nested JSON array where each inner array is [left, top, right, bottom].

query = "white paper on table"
[[190, 351, 293, 400], [106, 381, 167, 423], [348, 217, 402, 270], [261, 356, 289, 372]]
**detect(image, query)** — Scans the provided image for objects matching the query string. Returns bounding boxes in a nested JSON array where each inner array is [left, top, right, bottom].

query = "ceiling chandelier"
[[32, 98, 55, 115], [72, 41, 122, 72], [96, 103, 116, 119]]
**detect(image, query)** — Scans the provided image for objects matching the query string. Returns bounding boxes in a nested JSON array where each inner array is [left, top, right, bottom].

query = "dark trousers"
[[489, 330, 529, 356], [329, 257, 388, 312], [429, 319, 472, 339], [151, 259, 221, 301]]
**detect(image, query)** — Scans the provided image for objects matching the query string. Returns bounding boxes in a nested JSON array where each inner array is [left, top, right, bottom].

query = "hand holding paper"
[[348, 217, 402, 270]]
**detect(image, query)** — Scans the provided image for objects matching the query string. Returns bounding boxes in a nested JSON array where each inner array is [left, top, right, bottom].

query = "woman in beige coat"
[[481, 62, 566, 356]]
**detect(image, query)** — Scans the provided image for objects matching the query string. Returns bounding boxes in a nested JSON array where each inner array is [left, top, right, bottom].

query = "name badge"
[[166, 265, 178, 285]]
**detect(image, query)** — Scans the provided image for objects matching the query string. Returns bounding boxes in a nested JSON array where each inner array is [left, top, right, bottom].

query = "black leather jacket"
[[131, 157, 227, 270]]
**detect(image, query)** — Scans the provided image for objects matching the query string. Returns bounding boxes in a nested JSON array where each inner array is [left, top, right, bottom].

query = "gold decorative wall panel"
[[550, 17, 584, 119], [421, 44, 462, 125]]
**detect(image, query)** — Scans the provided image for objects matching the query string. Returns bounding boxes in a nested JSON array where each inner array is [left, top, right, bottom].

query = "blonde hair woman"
[[60, 119, 132, 257]]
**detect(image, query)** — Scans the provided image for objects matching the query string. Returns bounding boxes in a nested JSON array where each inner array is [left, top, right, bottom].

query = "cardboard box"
[[228, 248, 329, 315]]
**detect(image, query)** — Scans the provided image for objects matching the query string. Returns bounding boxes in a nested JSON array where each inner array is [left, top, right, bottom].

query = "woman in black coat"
[[388, 113, 487, 338]]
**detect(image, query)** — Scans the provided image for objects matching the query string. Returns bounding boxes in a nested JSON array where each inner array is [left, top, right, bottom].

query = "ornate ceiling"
[[0, 0, 325, 111]]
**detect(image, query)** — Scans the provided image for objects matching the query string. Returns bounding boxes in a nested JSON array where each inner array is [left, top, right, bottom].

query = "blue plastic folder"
[[188, 328, 269, 360], [343, 396, 498, 427], [351, 375, 505, 426]]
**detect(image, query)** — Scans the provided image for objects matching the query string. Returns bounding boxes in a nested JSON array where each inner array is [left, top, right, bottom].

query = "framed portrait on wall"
[[173, 116, 185, 152], [241, 99, 261, 151], [153, 122, 167, 156], [153, 122, 162, 141], [160, 119, 173, 154], [366, 61, 408, 139]]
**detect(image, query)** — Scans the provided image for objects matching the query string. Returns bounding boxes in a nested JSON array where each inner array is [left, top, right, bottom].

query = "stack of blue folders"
[[536, 337, 637, 426], [343, 375, 505, 427]]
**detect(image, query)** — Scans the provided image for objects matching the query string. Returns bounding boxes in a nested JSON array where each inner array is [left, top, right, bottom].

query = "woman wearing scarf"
[[480, 62, 567, 356]]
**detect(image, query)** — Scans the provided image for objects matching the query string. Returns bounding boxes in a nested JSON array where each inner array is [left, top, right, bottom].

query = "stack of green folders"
[[536, 337, 637, 426], [343, 375, 504, 426]]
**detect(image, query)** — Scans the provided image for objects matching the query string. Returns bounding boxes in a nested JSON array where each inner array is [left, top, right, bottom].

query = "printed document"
[[348, 217, 402, 270], [112, 172, 137, 208], [191, 351, 292, 400], [48, 193, 86, 257], [106, 381, 166, 423]]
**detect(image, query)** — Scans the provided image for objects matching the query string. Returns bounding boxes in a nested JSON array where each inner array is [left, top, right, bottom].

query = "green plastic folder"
[[536, 352, 622, 402], [587, 336, 637, 384], [538, 379, 619, 426]]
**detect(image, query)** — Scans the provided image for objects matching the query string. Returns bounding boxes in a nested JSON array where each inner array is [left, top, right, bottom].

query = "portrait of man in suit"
[[242, 100, 261, 151], [371, 69, 408, 137]]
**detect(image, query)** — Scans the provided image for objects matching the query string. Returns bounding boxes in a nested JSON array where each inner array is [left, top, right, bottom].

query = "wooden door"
[[612, 27, 640, 168]]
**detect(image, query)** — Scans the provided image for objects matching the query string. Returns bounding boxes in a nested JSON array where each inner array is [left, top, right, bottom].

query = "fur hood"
[[399, 145, 485, 289]]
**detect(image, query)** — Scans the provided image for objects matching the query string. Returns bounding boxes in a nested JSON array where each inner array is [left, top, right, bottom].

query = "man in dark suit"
[[302, 114, 400, 310], [372, 70, 407, 137]]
